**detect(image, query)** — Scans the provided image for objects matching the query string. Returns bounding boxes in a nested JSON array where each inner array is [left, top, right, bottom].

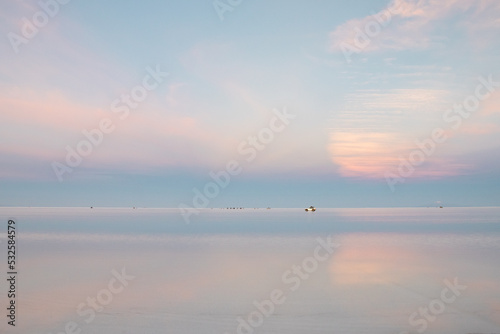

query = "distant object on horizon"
[[305, 206, 316, 212]]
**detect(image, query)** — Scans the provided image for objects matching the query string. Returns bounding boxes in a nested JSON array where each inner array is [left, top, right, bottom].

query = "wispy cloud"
[[0, 85, 231, 180], [330, 83, 500, 180], [328, 0, 500, 54], [329, 88, 463, 178]]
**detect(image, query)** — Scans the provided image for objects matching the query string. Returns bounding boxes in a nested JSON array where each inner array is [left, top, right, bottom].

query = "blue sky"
[[1, 0, 499, 207]]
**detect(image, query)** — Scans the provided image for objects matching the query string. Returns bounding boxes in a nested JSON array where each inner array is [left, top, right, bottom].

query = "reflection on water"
[[0, 207, 499, 334]]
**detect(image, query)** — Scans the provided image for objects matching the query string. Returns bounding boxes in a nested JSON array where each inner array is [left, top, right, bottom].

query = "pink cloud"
[[459, 123, 500, 135], [329, 88, 459, 179], [328, 0, 500, 54], [329, 131, 403, 177], [480, 89, 500, 116], [0, 85, 235, 179]]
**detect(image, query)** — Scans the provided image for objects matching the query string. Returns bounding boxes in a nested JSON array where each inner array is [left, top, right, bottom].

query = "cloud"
[[0, 0, 132, 107], [480, 89, 500, 116], [459, 123, 499, 135], [329, 131, 402, 177], [0, 85, 232, 180], [329, 88, 467, 179], [330, 84, 500, 180], [328, 0, 500, 55]]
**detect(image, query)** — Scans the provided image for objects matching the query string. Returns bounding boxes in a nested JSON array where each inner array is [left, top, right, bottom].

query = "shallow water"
[[1, 207, 499, 334]]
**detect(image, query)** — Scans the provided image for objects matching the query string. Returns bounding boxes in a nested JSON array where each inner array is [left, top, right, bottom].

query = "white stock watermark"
[[224, 235, 339, 334], [398, 277, 467, 334], [47, 267, 135, 334], [385, 74, 500, 192], [213, 0, 244, 21], [339, 1, 404, 64], [51, 64, 168, 182], [7, 0, 71, 54], [178, 107, 295, 224]]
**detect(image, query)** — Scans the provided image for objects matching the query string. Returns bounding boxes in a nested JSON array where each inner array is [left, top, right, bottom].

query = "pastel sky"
[[1, 0, 499, 208]]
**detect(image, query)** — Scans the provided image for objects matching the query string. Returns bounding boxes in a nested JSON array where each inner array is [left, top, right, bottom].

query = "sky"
[[0, 0, 499, 208]]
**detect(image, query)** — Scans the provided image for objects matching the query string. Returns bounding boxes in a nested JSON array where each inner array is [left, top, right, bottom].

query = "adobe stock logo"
[[339, 0, 404, 64], [223, 235, 339, 334], [213, 0, 244, 21], [398, 277, 467, 334], [51, 65, 169, 182], [179, 107, 295, 224], [7, 0, 72, 54], [385, 74, 500, 192], [46, 267, 135, 334]]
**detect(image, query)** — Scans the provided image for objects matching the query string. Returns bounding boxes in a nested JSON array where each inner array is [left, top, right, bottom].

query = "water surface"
[[1, 207, 499, 334]]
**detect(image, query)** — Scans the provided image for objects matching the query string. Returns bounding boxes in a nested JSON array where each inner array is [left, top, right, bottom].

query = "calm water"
[[1, 207, 500, 334]]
